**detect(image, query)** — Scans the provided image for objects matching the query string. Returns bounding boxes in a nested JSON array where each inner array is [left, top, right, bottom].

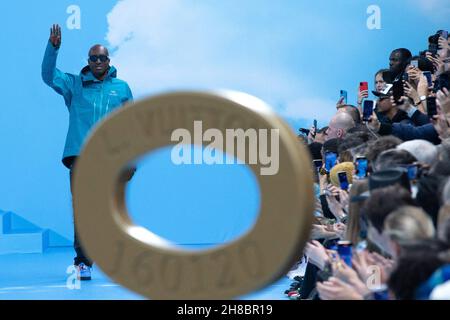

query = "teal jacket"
[[42, 41, 133, 168]]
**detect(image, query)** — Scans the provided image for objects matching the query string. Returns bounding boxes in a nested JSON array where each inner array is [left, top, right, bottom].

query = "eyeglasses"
[[89, 55, 109, 63]]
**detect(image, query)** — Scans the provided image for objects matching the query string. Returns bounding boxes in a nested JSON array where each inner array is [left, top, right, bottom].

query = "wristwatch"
[[414, 95, 427, 106]]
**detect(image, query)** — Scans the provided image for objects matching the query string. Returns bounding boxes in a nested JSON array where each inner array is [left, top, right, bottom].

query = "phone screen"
[[355, 157, 368, 179], [338, 171, 349, 190], [313, 159, 323, 171], [427, 97, 437, 117], [362, 100, 374, 122], [407, 165, 418, 181], [325, 152, 337, 172], [411, 60, 419, 68], [337, 241, 353, 267]]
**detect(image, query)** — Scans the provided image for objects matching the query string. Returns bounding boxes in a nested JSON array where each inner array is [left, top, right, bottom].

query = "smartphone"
[[427, 96, 437, 118], [299, 128, 310, 136], [337, 171, 350, 191], [359, 82, 369, 92], [393, 80, 404, 103], [362, 100, 374, 122], [407, 164, 419, 181], [411, 60, 419, 68], [313, 159, 323, 172], [337, 240, 353, 267], [423, 71, 433, 88], [355, 156, 368, 179], [325, 152, 337, 172], [402, 73, 409, 82], [340, 90, 348, 104]]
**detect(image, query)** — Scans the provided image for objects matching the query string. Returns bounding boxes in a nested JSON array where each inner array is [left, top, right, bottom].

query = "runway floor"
[[0, 248, 291, 300]]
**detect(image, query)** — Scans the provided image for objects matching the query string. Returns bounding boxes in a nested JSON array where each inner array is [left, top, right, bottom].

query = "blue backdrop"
[[0, 0, 448, 247]]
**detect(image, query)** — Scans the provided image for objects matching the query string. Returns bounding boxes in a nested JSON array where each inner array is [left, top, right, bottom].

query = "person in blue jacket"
[[42, 24, 134, 280]]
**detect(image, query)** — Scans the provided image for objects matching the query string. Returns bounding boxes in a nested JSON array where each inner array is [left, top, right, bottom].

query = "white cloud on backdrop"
[[413, 0, 450, 20], [104, 0, 336, 123]]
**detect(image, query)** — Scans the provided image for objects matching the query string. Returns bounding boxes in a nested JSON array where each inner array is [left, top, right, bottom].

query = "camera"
[[428, 30, 449, 53], [420, 50, 439, 60], [298, 128, 310, 136]]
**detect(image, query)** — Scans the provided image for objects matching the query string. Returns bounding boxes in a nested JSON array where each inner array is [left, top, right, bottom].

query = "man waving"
[[42, 24, 133, 281]]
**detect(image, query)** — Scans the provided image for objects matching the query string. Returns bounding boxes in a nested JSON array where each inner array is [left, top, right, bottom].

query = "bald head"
[[326, 112, 355, 141], [89, 44, 109, 57], [338, 105, 361, 124]]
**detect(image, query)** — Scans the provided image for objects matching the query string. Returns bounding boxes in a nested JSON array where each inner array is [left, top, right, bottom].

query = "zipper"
[[100, 81, 104, 121]]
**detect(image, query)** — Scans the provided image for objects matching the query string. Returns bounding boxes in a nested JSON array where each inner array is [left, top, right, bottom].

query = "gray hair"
[[384, 206, 435, 245], [397, 140, 438, 166]]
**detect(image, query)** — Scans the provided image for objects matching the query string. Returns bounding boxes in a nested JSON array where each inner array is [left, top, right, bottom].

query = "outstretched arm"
[[42, 24, 73, 106]]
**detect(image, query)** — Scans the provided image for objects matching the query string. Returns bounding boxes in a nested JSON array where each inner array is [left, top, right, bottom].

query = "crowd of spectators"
[[286, 30, 450, 300]]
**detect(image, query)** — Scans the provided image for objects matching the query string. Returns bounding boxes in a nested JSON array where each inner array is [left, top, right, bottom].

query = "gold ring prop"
[[73, 91, 314, 299]]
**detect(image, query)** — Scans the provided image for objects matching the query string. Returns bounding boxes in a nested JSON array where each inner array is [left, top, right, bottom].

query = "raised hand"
[[358, 90, 369, 105], [438, 36, 450, 60], [316, 277, 364, 300], [49, 24, 62, 49], [390, 95, 412, 113], [406, 66, 420, 84], [336, 96, 346, 109], [304, 240, 330, 270], [426, 52, 445, 76], [437, 88, 450, 114], [403, 81, 420, 105]]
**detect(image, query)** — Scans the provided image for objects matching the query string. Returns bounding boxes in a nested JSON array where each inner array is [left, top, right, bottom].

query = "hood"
[[80, 65, 117, 83]]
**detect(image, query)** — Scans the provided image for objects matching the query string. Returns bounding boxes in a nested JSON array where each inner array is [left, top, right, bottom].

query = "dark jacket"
[[379, 122, 441, 145], [377, 109, 429, 127], [410, 109, 430, 126]]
